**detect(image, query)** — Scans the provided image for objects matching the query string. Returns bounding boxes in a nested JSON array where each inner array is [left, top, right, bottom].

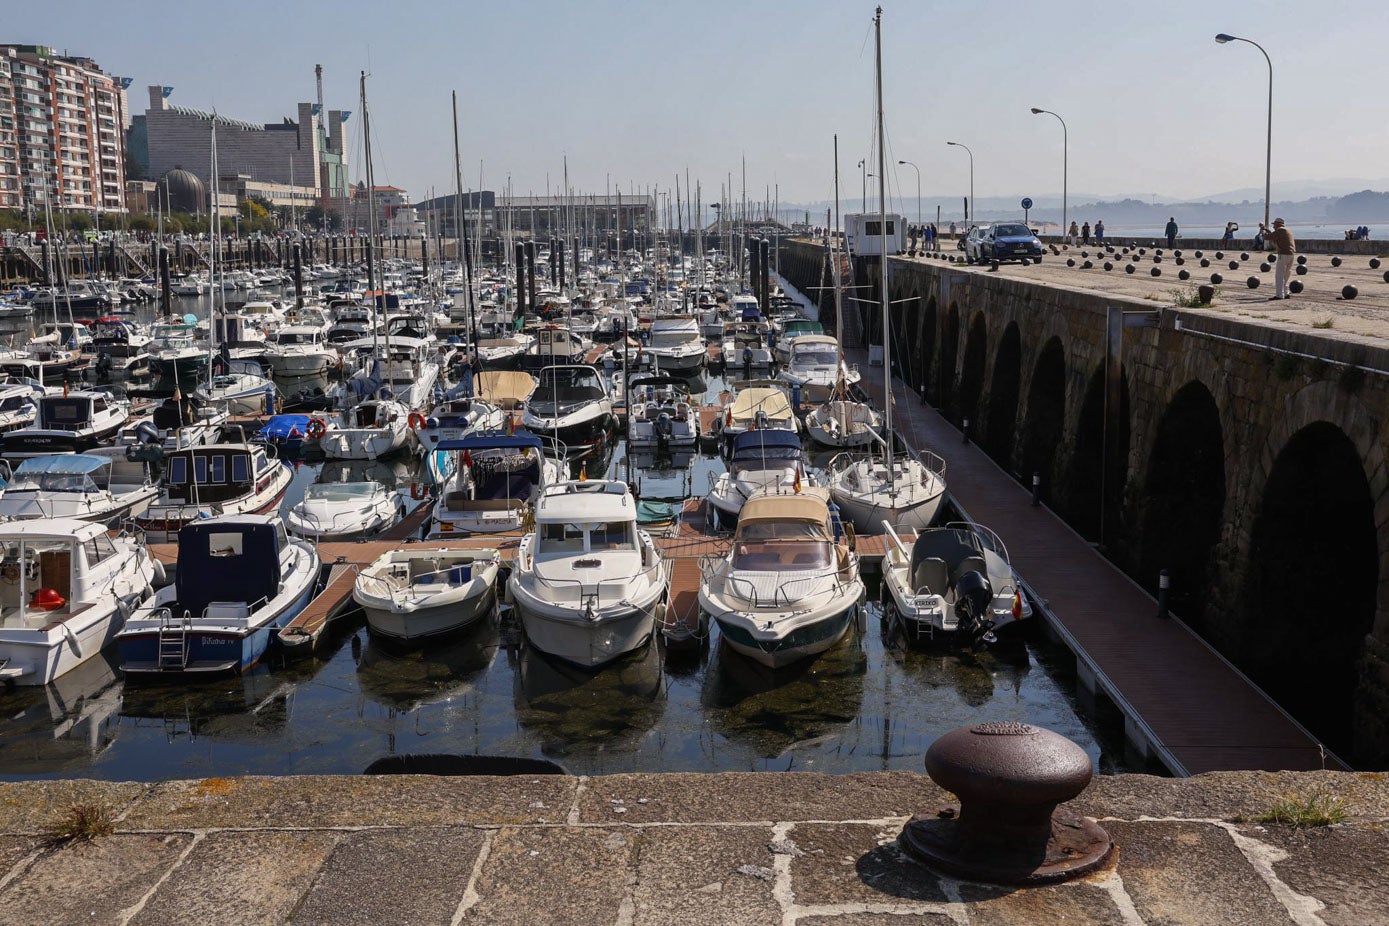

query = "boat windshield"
[[0, 395, 31, 413], [732, 521, 833, 572], [537, 519, 635, 553], [649, 331, 698, 348], [534, 368, 605, 402], [277, 332, 317, 346], [8, 471, 99, 493], [792, 349, 838, 368], [305, 482, 377, 502]]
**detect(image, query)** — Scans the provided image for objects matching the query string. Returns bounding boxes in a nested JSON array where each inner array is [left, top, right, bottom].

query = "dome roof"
[[161, 167, 206, 214]]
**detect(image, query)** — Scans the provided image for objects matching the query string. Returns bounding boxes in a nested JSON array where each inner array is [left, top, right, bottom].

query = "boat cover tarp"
[[730, 387, 792, 420], [731, 429, 802, 460], [475, 370, 537, 408], [176, 519, 281, 619]]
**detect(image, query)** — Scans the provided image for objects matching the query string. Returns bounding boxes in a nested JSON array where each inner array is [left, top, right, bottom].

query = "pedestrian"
[[930, 223, 938, 249], [1081, 221, 1091, 245], [1068, 220, 1079, 244], [1095, 219, 1105, 241], [1222, 221, 1238, 244], [1164, 216, 1179, 249], [949, 221, 957, 238], [1260, 217, 1295, 300]]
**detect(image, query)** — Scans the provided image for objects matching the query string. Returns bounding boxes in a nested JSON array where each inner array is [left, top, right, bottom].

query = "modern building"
[[414, 191, 496, 238], [498, 194, 655, 238], [142, 86, 350, 205], [342, 184, 414, 234], [0, 44, 129, 215]]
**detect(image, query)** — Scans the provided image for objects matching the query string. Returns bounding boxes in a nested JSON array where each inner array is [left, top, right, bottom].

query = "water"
[[0, 350, 1133, 781]]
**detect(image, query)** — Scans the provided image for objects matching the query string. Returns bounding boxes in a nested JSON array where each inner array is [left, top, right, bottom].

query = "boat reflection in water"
[[117, 664, 300, 742], [701, 631, 867, 762], [0, 651, 123, 777], [354, 617, 501, 713], [511, 636, 664, 761]]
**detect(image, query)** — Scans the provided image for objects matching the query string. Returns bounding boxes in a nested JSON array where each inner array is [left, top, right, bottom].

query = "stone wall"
[[781, 237, 1389, 766]]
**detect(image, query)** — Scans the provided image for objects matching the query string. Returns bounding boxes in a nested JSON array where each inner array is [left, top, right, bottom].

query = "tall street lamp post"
[[1029, 109, 1067, 238], [1216, 33, 1273, 229], [898, 159, 921, 228], [945, 141, 973, 226], [857, 159, 866, 212]]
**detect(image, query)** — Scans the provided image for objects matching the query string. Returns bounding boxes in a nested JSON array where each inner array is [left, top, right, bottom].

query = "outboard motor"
[[953, 569, 994, 641], [95, 352, 112, 379], [654, 411, 673, 453], [742, 346, 753, 379]]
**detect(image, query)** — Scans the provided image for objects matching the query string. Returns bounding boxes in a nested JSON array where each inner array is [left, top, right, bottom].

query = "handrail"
[[717, 557, 859, 610]]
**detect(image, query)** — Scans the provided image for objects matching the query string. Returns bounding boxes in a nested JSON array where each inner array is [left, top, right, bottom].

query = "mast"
[[873, 6, 893, 480], [833, 134, 843, 347], [207, 116, 219, 392], [361, 71, 380, 358], [452, 91, 478, 350]]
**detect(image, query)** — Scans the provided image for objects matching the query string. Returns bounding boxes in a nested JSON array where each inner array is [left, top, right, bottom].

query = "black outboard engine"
[[654, 411, 673, 453], [953, 569, 994, 642], [742, 346, 753, 379]]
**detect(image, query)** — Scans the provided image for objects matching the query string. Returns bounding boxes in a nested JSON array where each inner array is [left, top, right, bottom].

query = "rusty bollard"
[[900, 722, 1114, 885]]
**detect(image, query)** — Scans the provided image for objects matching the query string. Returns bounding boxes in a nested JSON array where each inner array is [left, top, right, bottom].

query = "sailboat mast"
[[451, 91, 477, 348], [873, 6, 892, 476], [208, 117, 219, 391], [361, 71, 381, 358], [833, 134, 843, 347]]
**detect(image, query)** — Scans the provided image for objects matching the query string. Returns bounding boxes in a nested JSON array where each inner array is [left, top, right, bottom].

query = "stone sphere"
[[1154, 255, 1163, 263], [1331, 257, 1343, 267], [1175, 257, 1185, 266], [1103, 262, 1114, 271], [1371, 258, 1382, 270], [1295, 265, 1308, 275], [1211, 273, 1224, 284], [1178, 269, 1191, 280], [1342, 284, 1358, 299], [1198, 284, 1216, 303], [1229, 261, 1240, 270], [1240, 252, 1250, 261], [1290, 280, 1305, 294], [1259, 263, 1271, 273], [1125, 264, 1136, 274], [1194, 250, 1204, 258], [1151, 267, 1162, 277], [1297, 255, 1307, 265], [1200, 258, 1211, 268], [1246, 276, 1260, 289], [1067, 259, 1076, 267], [1215, 251, 1225, 260], [1082, 260, 1093, 269]]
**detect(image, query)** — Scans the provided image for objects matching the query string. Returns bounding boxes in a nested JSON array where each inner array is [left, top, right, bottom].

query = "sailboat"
[[193, 118, 275, 416], [825, 8, 947, 534]]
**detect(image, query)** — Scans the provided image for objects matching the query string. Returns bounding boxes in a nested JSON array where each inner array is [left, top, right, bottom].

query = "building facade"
[[0, 45, 128, 215], [499, 194, 654, 237], [414, 191, 496, 237]]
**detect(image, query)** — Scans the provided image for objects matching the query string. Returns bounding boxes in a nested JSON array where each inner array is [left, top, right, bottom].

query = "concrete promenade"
[[0, 771, 1386, 924]]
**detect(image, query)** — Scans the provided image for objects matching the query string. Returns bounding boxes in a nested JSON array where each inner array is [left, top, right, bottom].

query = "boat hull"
[[510, 580, 661, 669], [360, 583, 495, 643], [712, 600, 857, 670]]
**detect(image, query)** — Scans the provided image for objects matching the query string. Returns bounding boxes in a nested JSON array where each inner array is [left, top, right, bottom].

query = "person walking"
[[1164, 217, 1179, 249], [1067, 220, 1080, 244], [1094, 219, 1105, 241], [1261, 217, 1296, 300], [1081, 221, 1091, 245], [1222, 221, 1238, 244], [949, 221, 957, 239]]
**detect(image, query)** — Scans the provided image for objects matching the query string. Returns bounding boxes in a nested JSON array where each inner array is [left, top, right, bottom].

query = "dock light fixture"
[[898, 160, 922, 228], [1215, 33, 1273, 229], [945, 142, 974, 224], [1029, 109, 1067, 239]]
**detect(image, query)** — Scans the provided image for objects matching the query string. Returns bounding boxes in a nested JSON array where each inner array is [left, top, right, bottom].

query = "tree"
[[129, 215, 156, 233]]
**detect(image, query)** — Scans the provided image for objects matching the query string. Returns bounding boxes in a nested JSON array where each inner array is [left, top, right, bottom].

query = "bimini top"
[[731, 429, 802, 459], [12, 453, 111, 476], [475, 370, 538, 407], [534, 480, 632, 524], [789, 334, 841, 350], [437, 428, 544, 453], [738, 489, 830, 526], [730, 387, 792, 420]]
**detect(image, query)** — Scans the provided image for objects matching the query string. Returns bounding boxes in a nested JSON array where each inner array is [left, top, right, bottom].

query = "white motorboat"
[[519, 324, 592, 371], [264, 325, 337, 377], [134, 442, 293, 541], [805, 398, 884, 449], [428, 429, 566, 537], [353, 547, 501, 642], [508, 479, 669, 668], [417, 395, 509, 453], [115, 515, 319, 675], [148, 321, 208, 380], [720, 322, 774, 377], [195, 360, 276, 417], [706, 429, 811, 530], [626, 375, 699, 452], [0, 451, 157, 527], [475, 333, 533, 368], [778, 334, 859, 403], [711, 381, 799, 456], [1, 390, 130, 461], [284, 480, 403, 540], [0, 378, 41, 433], [522, 364, 614, 458], [315, 396, 412, 461], [0, 518, 157, 686], [880, 521, 1033, 646], [699, 488, 864, 669], [642, 316, 706, 373]]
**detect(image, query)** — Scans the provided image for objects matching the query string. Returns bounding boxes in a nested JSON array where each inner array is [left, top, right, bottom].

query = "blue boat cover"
[[437, 429, 544, 452], [259, 414, 311, 441], [175, 519, 282, 620], [731, 429, 802, 459]]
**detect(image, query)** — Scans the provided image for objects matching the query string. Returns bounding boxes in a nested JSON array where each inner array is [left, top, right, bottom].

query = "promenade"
[[1, 770, 1386, 924]]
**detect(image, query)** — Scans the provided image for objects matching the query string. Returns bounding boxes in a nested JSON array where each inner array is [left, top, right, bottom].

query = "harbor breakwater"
[[779, 237, 1389, 769]]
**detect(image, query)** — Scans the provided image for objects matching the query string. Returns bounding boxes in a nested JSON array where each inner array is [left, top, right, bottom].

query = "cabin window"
[[194, 455, 207, 483], [92, 397, 107, 412], [590, 521, 635, 551], [168, 456, 187, 485], [207, 532, 243, 557], [210, 455, 226, 482], [232, 455, 249, 482], [83, 534, 115, 565], [539, 522, 586, 554]]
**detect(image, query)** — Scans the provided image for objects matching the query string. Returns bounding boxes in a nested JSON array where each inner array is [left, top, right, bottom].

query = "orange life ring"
[[410, 483, 427, 500], [306, 417, 327, 440], [408, 412, 426, 431]]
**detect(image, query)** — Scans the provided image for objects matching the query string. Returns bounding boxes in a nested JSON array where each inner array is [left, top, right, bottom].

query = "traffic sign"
[[1021, 197, 1033, 210]]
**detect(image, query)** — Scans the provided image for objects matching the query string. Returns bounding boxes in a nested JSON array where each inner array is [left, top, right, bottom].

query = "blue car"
[[965, 223, 1044, 264]]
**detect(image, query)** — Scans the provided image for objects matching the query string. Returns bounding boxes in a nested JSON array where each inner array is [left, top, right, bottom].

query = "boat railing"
[[293, 505, 385, 539], [719, 561, 859, 609], [523, 557, 666, 610], [918, 449, 947, 480]]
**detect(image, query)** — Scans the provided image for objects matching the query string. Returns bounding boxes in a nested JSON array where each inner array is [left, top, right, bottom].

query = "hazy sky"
[[12, 1, 1389, 211]]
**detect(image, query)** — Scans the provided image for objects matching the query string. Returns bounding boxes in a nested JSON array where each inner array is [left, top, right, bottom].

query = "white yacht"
[[805, 398, 884, 449], [778, 334, 859, 402], [0, 451, 157, 527], [0, 378, 41, 433], [522, 364, 614, 457], [1, 390, 129, 461], [720, 322, 774, 376], [825, 448, 947, 535], [264, 325, 337, 378], [315, 395, 412, 460], [627, 375, 699, 452], [195, 360, 276, 417], [0, 518, 157, 686], [880, 522, 1032, 646], [428, 429, 566, 537], [642, 316, 706, 373], [706, 429, 812, 530], [353, 547, 502, 642], [508, 480, 669, 668], [284, 480, 403, 540], [135, 442, 293, 541], [711, 381, 799, 456], [699, 489, 864, 669]]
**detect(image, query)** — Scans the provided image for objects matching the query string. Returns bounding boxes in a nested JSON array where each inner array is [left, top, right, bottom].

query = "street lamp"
[[857, 159, 866, 212], [1029, 108, 1067, 238], [945, 141, 974, 226], [1216, 33, 1273, 229], [897, 160, 921, 227]]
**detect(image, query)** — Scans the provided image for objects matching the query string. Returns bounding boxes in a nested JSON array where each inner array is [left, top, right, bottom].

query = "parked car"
[[964, 223, 1044, 264]]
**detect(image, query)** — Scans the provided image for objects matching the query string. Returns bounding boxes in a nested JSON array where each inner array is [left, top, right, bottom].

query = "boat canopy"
[[259, 414, 311, 440], [731, 429, 802, 461], [175, 517, 282, 619], [738, 491, 830, 526], [730, 387, 792, 420], [12, 453, 110, 476], [474, 370, 537, 407], [437, 429, 544, 452]]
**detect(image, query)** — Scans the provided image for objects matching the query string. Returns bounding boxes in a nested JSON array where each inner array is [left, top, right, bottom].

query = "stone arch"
[[919, 295, 938, 402], [1067, 364, 1131, 542], [939, 303, 961, 419], [958, 312, 988, 428], [985, 322, 1022, 466], [1136, 380, 1226, 624], [1020, 336, 1066, 499], [1237, 420, 1378, 758]]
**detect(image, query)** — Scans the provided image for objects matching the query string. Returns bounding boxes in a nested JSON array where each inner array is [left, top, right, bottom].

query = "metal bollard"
[[1031, 472, 1041, 507], [962, 418, 970, 444], [1157, 568, 1171, 619]]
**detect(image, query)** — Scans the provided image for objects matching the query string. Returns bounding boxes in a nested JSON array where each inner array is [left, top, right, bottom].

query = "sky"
[[11, 0, 1389, 215]]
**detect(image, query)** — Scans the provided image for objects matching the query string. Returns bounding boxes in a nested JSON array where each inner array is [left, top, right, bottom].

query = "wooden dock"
[[845, 347, 1346, 775], [278, 563, 358, 652]]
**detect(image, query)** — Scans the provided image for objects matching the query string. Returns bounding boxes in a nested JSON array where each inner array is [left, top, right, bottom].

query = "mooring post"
[[1157, 569, 1171, 619], [962, 418, 970, 444], [1031, 472, 1041, 507]]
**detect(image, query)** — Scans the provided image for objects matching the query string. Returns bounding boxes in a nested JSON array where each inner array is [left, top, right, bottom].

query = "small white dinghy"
[[353, 547, 501, 643]]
